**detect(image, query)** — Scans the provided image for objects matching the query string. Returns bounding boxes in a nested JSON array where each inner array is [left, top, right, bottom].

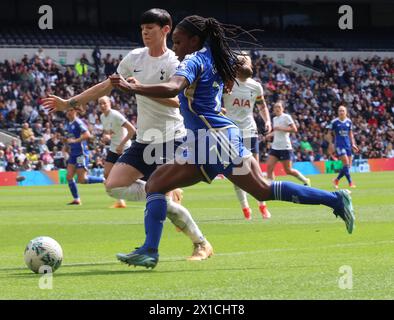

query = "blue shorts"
[[184, 127, 251, 183], [269, 149, 293, 161], [336, 146, 352, 157], [105, 150, 121, 164], [117, 139, 185, 181], [67, 154, 89, 170], [243, 136, 259, 155]]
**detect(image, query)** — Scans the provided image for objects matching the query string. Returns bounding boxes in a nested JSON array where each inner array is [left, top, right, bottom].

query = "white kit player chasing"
[[99, 96, 136, 208], [42, 8, 213, 261], [266, 101, 311, 187], [223, 54, 272, 220]]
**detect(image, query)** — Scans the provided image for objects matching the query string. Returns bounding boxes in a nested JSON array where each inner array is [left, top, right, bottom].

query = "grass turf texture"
[[0, 172, 393, 300]]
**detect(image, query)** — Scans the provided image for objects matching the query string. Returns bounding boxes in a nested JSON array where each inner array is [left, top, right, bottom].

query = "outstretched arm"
[[109, 74, 189, 99], [125, 77, 181, 108], [42, 78, 113, 113]]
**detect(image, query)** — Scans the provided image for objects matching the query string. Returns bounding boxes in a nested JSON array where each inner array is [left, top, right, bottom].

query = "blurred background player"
[[99, 96, 136, 208], [43, 8, 213, 261], [266, 101, 311, 187], [64, 107, 105, 205], [223, 54, 272, 220], [330, 105, 359, 189]]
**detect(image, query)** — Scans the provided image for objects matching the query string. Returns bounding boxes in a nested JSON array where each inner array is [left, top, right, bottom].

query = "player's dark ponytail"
[[177, 15, 242, 84]]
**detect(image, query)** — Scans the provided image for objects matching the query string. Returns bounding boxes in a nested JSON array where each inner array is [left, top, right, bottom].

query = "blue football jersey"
[[175, 46, 236, 132], [65, 118, 89, 156], [330, 118, 352, 148]]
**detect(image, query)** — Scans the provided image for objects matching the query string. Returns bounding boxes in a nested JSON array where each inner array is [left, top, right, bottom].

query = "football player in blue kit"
[[64, 107, 104, 205], [42, 9, 213, 262], [110, 15, 356, 269], [330, 105, 359, 189]]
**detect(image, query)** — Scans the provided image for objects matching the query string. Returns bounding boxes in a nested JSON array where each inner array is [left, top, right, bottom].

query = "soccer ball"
[[24, 236, 63, 274]]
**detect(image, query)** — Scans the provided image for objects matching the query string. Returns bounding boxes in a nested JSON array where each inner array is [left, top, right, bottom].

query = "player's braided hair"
[[177, 15, 244, 84]]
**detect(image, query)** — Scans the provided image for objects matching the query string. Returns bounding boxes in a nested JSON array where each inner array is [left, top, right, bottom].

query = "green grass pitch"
[[0, 172, 393, 299]]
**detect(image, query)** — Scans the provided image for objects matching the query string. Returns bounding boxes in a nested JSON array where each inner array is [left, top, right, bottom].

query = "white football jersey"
[[100, 109, 132, 153], [117, 47, 186, 144], [272, 113, 294, 150], [222, 78, 263, 138]]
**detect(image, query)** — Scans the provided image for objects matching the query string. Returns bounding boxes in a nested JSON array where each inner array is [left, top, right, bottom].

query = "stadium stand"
[[1, 26, 394, 50], [0, 27, 135, 49]]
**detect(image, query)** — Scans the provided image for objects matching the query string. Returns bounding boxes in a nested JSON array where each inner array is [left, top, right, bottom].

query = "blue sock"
[[68, 179, 79, 199], [141, 193, 167, 251], [343, 166, 352, 184], [336, 167, 345, 181], [86, 176, 104, 184], [270, 181, 342, 211]]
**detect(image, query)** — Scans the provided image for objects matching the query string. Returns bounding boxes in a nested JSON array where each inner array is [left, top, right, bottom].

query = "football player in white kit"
[[223, 54, 272, 220], [266, 101, 311, 187], [99, 96, 135, 208], [42, 8, 213, 261]]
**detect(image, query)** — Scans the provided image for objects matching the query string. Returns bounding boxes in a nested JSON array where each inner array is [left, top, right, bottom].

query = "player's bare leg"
[[107, 162, 212, 260], [282, 160, 311, 186], [332, 177, 339, 189], [253, 153, 271, 219], [170, 188, 184, 204], [346, 155, 356, 188], [233, 184, 252, 220], [105, 163, 146, 201], [334, 154, 355, 189], [227, 156, 355, 234], [144, 163, 214, 261], [104, 161, 126, 208], [117, 163, 214, 266], [66, 164, 81, 205], [121, 156, 355, 268], [266, 154, 278, 181], [66, 162, 105, 206]]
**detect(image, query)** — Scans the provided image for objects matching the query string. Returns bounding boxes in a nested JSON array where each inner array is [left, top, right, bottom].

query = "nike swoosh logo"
[[133, 69, 142, 73]]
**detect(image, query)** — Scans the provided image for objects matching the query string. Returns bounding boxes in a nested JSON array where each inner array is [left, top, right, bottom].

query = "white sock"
[[295, 171, 308, 184], [234, 185, 249, 208], [106, 179, 146, 202], [107, 181, 205, 244], [258, 201, 267, 207], [166, 197, 205, 244]]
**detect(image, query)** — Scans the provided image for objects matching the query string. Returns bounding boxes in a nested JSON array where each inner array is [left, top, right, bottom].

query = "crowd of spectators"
[[0, 48, 137, 172], [251, 52, 394, 162], [0, 48, 393, 172]]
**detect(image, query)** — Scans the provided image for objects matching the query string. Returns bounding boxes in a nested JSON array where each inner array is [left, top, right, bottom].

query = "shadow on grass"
[[9, 264, 267, 278], [0, 257, 190, 276]]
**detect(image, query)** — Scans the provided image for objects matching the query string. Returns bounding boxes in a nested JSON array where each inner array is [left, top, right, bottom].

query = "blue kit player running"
[[110, 15, 356, 269], [43, 9, 213, 262], [330, 105, 359, 189], [64, 107, 104, 205]]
